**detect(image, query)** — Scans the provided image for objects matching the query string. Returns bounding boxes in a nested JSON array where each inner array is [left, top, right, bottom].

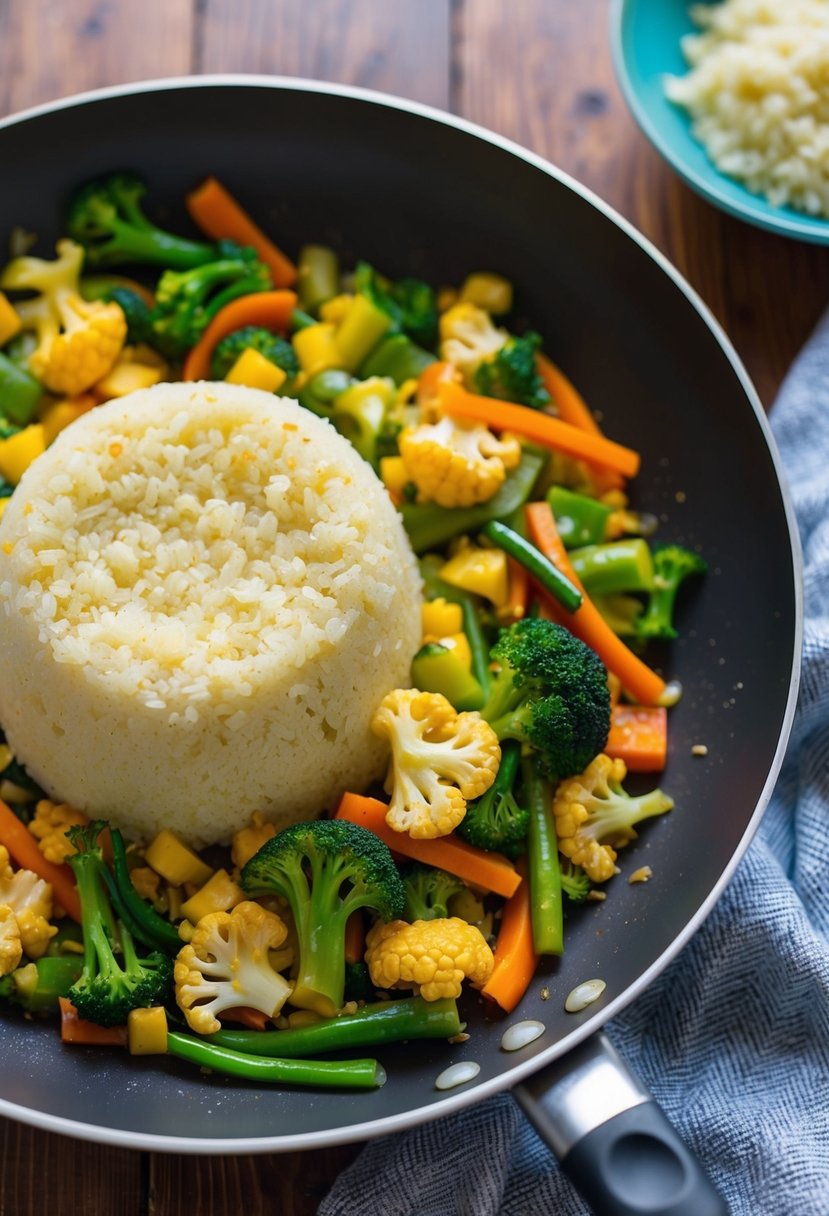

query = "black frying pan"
[[0, 79, 801, 1215]]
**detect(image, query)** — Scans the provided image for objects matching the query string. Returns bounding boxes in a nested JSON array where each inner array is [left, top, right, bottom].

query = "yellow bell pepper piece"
[[421, 597, 464, 639], [95, 360, 164, 400], [0, 292, 21, 346], [0, 423, 46, 485], [128, 1006, 169, 1055], [379, 455, 408, 496], [439, 545, 509, 609], [144, 829, 213, 888], [458, 272, 514, 316], [292, 322, 343, 376], [319, 293, 354, 325], [224, 347, 287, 393], [40, 395, 96, 445], [180, 869, 245, 924]]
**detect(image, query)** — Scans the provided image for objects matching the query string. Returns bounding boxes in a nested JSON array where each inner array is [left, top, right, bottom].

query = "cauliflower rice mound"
[[665, 0, 829, 218], [0, 383, 422, 847]]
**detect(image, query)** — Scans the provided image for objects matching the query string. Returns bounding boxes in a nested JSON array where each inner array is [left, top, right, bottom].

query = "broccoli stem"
[[208, 996, 461, 1057], [523, 758, 564, 956], [290, 857, 351, 1017], [166, 1031, 384, 1089], [482, 519, 582, 614], [569, 539, 654, 597]]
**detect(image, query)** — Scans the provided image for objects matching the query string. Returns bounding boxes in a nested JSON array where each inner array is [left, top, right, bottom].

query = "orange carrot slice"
[[606, 704, 668, 772], [59, 998, 128, 1047], [186, 177, 297, 288], [481, 862, 537, 1013], [182, 290, 298, 381]]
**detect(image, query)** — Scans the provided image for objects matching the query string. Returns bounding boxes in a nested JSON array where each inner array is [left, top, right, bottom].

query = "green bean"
[[166, 1031, 384, 1089], [482, 519, 582, 613], [523, 757, 564, 956]]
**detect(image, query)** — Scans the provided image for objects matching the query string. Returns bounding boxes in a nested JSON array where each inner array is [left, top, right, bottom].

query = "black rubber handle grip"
[[561, 1100, 729, 1216]]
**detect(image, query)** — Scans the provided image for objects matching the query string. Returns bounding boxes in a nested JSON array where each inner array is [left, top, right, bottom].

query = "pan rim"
[[0, 72, 804, 1153]]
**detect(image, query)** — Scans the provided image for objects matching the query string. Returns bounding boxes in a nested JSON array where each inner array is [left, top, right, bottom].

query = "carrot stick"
[[59, 998, 128, 1047], [536, 353, 624, 492], [334, 793, 521, 899], [525, 503, 667, 707], [0, 799, 81, 922], [345, 910, 366, 966], [481, 862, 537, 1013], [220, 1006, 271, 1031], [417, 360, 458, 406], [606, 704, 668, 772], [186, 177, 298, 288], [500, 557, 530, 623], [182, 290, 298, 381], [439, 381, 640, 479]]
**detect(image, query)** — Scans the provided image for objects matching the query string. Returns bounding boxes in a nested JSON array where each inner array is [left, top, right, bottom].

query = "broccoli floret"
[[559, 857, 592, 903], [105, 286, 154, 346], [65, 822, 173, 1027], [240, 819, 405, 1017], [635, 544, 707, 641], [400, 863, 466, 922], [210, 325, 300, 383], [457, 739, 529, 855], [354, 261, 438, 348], [481, 617, 610, 781], [473, 331, 550, 410], [66, 172, 215, 270], [149, 242, 271, 359]]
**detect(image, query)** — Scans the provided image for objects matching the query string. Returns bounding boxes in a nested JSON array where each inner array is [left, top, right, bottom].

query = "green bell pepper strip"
[[419, 558, 492, 696], [0, 351, 42, 426], [105, 827, 182, 954], [569, 539, 654, 597], [411, 642, 485, 712], [298, 368, 354, 415], [359, 333, 436, 385], [401, 448, 545, 554], [481, 519, 582, 614], [523, 757, 564, 956], [547, 485, 612, 548], [209, 996, 461, 1058], [166, 1031, 384, 1089], [296, 244, 340, 314]]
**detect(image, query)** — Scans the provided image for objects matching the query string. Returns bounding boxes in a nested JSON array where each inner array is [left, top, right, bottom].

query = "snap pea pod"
[[482, 519, 582, 614], [166, 1031, 384, 1089], [209, 996, 461, 1058], [569, 539, 654, 597]]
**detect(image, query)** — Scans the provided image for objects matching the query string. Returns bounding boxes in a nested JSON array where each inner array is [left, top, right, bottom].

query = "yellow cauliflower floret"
[[130, 865, 161, 903], [399, 415, 521, 508], [554, 754, 674, 884], [365, 917, 494, 1001], [0, 239, 126, 396], [371, 689, 500, 839], [0, 904, 22, 976], [28, 799, 89, 865], [174, 901, 292, 1035], [0, 845, 57, 959], [439, 302, 507, 379], [231, 811, 277, 870]]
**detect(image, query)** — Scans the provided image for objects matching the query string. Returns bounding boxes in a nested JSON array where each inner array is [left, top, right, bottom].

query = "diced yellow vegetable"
[[180, 869, 245, 924], [379, 455, 408, 496], [440, 546, 509, 609], [421, 598, 463, 639], [95, 360, 164, 400], [144, 829, 213, 888], [40, 396, 96, 446], [166, 884, 185, 922], [319, 293, 354, 324], [439, 632, 473, 671], [459, 272, 514, 316], [292, 322, 343, 375], [0, 292, 22, 346], [0, 424, 46, 485], [224, 347, 287, 393], [128, 1006, 169, 1055]]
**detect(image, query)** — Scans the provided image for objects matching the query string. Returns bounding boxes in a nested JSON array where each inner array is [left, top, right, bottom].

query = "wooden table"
[[0, 1, 826, 1211]]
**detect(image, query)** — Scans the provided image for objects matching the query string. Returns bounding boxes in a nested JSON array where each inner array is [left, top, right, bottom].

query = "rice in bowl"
[[0, 382, 422, 847]]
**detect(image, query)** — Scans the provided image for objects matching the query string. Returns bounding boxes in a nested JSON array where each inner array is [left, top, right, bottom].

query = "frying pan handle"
[[514, 1032, 728, 1215]]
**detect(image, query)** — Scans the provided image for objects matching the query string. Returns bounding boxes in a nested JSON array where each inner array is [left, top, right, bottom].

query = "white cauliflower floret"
[[371, 689, 500, 840], [0, 904, 22, 976], [439, 302, 508, 379], [0, 844, 57, 960], [174, 900, 292, 1035], [399, 415, 521, 508]]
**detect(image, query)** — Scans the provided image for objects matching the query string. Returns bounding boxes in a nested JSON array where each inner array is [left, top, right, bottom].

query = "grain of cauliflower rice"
[[0, 382, 422, 847]]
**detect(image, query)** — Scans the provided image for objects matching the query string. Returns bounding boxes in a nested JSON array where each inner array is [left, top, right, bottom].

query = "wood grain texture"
[[197, 0, 453, 109], [454, 0, 829, 406]]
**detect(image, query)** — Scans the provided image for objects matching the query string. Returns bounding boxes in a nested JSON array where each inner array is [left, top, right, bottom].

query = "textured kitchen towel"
[[320, 309, 829, 1216]]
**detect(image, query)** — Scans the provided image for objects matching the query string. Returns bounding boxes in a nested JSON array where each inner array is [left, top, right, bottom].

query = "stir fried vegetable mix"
[[0, 173, 706, 1085]]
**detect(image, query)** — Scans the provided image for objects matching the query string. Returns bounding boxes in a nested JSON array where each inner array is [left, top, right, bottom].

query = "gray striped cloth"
[[320, 310, 829, 1216]]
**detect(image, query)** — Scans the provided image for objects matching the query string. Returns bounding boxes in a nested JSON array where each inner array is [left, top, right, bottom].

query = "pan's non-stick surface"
[[0, 80, 799, 1150]]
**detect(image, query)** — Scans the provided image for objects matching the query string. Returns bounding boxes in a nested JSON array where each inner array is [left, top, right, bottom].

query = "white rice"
[[0, 383, 422, 847], [665, 0, 829, 217]]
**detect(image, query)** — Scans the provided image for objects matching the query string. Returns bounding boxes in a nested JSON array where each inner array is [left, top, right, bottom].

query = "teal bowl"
[[610, 0, 829, 244]]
